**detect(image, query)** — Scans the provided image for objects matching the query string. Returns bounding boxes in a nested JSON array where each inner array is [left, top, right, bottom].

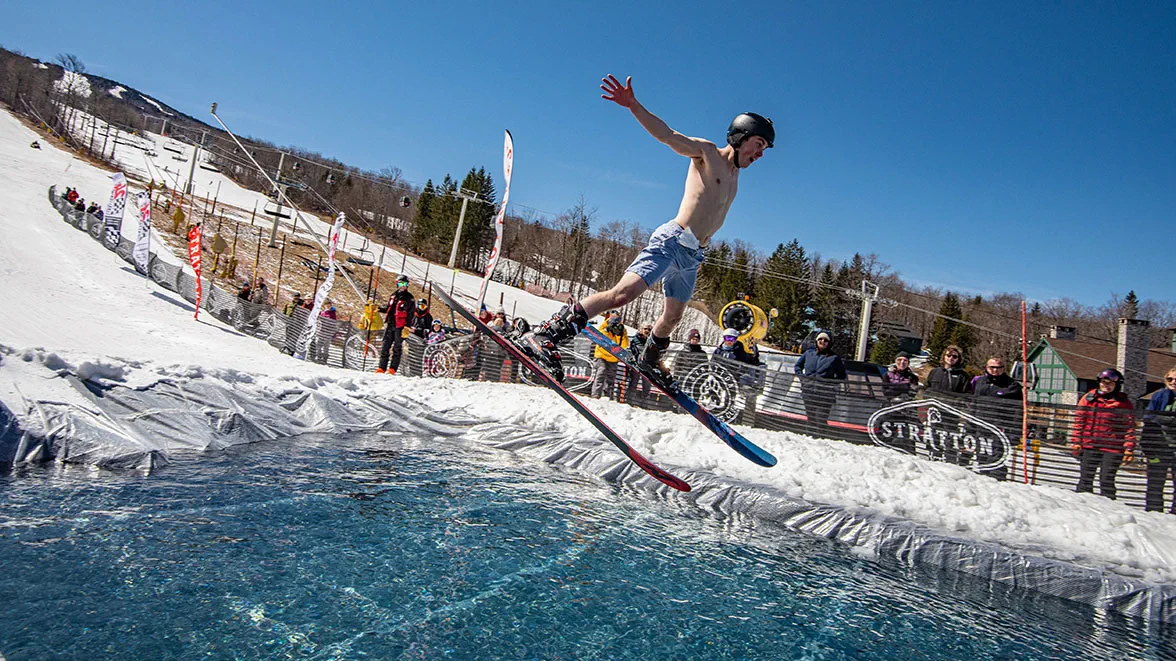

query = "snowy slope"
[[3, 105, 1176, 597]]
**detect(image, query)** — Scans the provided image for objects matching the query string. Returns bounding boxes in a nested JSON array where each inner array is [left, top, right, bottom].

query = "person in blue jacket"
[[794, 332, 846, 379], [794, 332, 846, 434], [1142, 367, 1176, 513]]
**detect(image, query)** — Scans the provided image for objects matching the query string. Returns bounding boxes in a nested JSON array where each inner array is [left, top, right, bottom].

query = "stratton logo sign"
[[867, 399, 1011, 471]]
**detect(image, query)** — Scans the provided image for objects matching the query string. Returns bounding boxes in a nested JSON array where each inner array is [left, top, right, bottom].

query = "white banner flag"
[[132, 192, 152, 273], [477, 130, 513, 312], [103, 172, 127, 249], [298, 213, 347, 359]]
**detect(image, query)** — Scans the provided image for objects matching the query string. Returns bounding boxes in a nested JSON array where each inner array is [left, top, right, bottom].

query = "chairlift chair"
[[262, 201, 292, 220]]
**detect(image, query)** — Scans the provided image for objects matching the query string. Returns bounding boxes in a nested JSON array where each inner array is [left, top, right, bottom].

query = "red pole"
[[1021, 300, 1029, 484]]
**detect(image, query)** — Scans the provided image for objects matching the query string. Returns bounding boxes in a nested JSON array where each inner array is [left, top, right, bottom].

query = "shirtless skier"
[[520, 74, 774, 383]]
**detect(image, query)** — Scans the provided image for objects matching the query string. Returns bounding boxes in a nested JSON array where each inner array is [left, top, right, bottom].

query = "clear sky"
[[3, 1, 1173, 307]]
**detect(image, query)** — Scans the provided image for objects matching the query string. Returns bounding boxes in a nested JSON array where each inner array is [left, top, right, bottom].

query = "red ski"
[[434, 288, 690, 492]]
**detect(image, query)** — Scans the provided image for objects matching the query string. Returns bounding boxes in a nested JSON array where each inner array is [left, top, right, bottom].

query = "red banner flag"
[[187, 224, 202, 320]]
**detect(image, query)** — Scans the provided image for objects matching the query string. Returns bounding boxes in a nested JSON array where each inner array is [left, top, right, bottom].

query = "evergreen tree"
[[758, 239, 810, 347], [407, 179, 438, 256], [458, 167, 497, 270], [812, 263, 839, 336], [696, 241, 731, 308], [927, 292, 964, 365], [869, 333, 900, 366], [718, 246, 755, 306], [1124, 290, 1140, 318], [433, 175, 460, 262]]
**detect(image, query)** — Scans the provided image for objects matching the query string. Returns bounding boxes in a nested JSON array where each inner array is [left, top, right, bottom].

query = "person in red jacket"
[[376, 275, 416, 374], [1070, 368, 1137, 500]]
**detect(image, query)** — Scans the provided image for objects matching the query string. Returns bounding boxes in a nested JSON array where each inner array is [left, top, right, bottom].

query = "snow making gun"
[[718, 295, 778, 354]]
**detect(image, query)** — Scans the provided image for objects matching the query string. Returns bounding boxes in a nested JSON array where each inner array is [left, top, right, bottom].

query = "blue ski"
[[581, 325, 777, 468], [433, 288, 691, 492]]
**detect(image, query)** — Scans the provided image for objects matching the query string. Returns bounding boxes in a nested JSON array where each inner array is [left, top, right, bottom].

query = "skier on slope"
[[519, 74, 774, 385]]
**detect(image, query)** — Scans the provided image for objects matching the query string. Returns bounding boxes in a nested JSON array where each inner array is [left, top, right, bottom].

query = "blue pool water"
[[0, 431, 1172, 660]]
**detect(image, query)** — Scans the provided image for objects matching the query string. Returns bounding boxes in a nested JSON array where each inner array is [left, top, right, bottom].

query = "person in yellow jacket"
[[591, 311, 629, 399]]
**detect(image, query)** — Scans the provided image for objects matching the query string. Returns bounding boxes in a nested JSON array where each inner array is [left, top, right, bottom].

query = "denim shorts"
[[625, 220, 706, 302]]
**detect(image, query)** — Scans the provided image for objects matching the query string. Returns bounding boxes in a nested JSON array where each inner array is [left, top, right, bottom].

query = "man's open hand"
[[601, 74, 635, 108]]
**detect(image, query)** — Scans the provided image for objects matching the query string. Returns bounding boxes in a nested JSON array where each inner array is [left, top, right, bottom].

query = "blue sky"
[[4, 1, 1173, 307]]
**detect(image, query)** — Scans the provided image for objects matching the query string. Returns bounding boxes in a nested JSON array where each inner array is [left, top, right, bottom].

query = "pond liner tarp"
[[3, 374, 1174, 624]]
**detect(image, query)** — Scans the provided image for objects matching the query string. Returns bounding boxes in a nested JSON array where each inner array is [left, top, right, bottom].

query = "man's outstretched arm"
[[601, 75, 709, 158]]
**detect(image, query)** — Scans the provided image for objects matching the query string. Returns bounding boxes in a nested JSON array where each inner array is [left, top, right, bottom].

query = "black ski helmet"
[[727, 113, 775, 150], [1097, 368, 1124, 392]]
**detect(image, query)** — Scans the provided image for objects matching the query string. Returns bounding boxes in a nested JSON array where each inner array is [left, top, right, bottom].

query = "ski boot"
[[638, 334, 679, 393], [517, 301, 588, 382]]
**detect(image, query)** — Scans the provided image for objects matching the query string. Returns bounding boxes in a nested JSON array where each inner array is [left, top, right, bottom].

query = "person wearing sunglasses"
[[1141, 367, 1176, 513], [714, 329, 760, 366], [794, 332, 846, 434], [927, 345, 971, 395], [968, 357, 1022, 480], [1070, 368, 1136, 500]]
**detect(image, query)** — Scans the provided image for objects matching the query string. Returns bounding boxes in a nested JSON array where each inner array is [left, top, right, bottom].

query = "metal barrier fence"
[[45, 186, 1176, 514]]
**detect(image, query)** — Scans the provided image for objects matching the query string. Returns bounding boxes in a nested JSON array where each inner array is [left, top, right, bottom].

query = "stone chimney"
[[1117, 318, 1149, 400], [1049, 325, 1077, 340]]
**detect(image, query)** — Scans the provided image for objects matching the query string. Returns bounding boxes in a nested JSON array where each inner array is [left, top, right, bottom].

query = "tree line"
[[4, 46, 1173, 370]]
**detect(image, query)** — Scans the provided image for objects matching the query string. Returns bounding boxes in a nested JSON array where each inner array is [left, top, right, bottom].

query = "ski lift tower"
[[447, 187, 481, 269], [265, 153, 307, 247]]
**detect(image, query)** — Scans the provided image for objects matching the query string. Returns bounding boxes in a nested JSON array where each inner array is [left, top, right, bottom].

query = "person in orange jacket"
[[1071, 368, 1137, 500], [590, 311, 629, 399]]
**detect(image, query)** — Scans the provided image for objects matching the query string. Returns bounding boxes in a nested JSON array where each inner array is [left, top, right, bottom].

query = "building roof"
[[875, 320, 921, 340], [1032, 337, 1176, 382]]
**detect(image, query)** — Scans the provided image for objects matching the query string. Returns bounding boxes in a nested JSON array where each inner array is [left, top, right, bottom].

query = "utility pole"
[[855, 280, 881, 361], [185, 140, 199, 196], [268, 151, 287, 247], [447, 187, 480, 269]]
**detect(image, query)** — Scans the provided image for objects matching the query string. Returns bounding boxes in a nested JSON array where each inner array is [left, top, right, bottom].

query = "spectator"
[[1071, 368, 1136, 500], [591, 311, 629, 399], [85, 202, 100, 215], [93, 206, 103, 221], [970, 357, 1022, 481], [66, 188, 79, 204], [283, 292, 305, 316], [714, 328, 760, 366], [1142, 367, 1176, 513], [794, 332, 846, 434], [376, 274, 415, 375], [926, 345, 970, 395], [73, 197, 86, 212], [422, 319, 448, 376], [236, 280, 252, 301], [489, 308, 509, 333], [281, 292, 306, 355], [671, 327, 708, 382], [312, 302, 338, 363], [411, 298, 433, 339], [882, 352, 919, 398], [924, 345, 970, 461], [426, 319, 447, 345], [250, 278, 269, 305], [794, 332, 846, 379], [626, 324, 654, 404]]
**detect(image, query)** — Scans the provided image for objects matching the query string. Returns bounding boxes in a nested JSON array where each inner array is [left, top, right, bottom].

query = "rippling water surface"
[[0, 432, 1171, 660]]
